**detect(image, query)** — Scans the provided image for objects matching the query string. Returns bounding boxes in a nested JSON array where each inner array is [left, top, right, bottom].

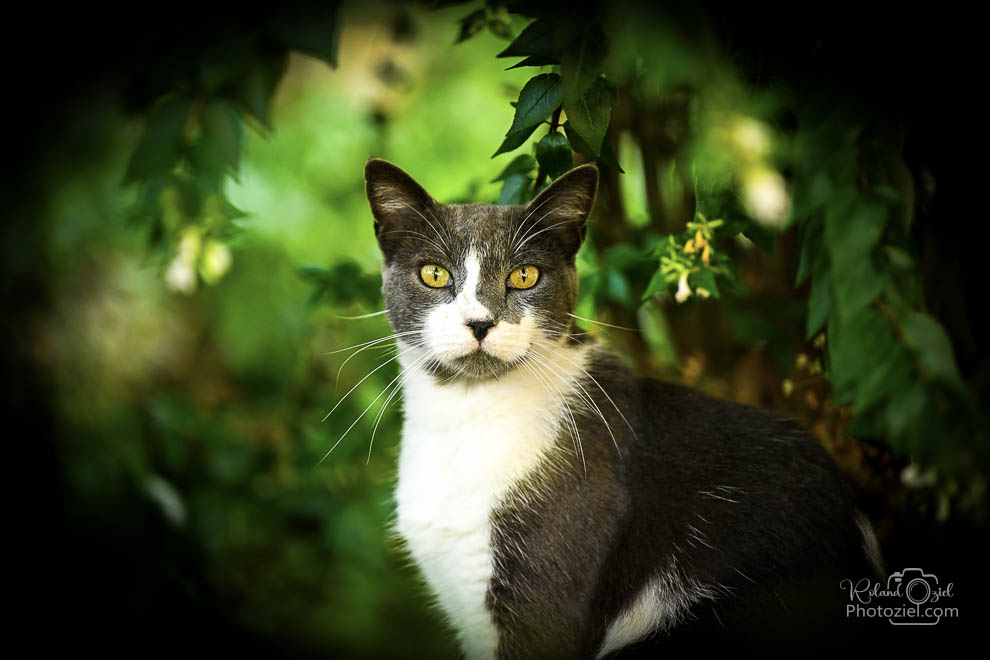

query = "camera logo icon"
[[889, 568, 937, 605], [887, 568, 941, 625]]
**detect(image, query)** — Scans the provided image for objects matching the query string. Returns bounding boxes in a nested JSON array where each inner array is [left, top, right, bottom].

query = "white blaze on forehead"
[[456, 249, 491, 321]]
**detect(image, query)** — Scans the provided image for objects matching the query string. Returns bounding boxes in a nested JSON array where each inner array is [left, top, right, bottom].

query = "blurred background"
[[4, 0, 987, 655]]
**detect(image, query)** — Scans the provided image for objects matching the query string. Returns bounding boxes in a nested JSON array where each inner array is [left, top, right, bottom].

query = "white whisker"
[[532, 337, 636, 443], [510, 192, 559, 249], [567, 313, 638, 332], [321, 349, 433, 466], [323, 341, 425, 422], [333, 309, 389, 320]]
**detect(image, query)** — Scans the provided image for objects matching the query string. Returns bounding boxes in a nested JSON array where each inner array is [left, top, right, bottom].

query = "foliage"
[[451, 0, 987, 509], [16, 0, 987, 656], [122, 4, 342, 295]]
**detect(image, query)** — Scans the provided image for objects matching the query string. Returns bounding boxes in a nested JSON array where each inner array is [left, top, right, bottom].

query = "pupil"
[[432, 267, 439, 281], [521, 269, 527, 281]]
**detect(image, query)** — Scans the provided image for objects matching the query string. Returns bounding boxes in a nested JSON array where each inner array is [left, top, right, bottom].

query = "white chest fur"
[[394, 342, 589, 660]]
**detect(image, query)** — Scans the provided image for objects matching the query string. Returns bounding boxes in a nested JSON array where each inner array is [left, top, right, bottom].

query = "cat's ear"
[[522, 164, 598, 257], [365, 158, 440, 261]]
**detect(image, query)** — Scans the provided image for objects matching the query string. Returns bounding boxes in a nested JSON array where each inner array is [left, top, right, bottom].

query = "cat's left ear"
[[365, 158, 441, 263], [522, 164, 598, 258]]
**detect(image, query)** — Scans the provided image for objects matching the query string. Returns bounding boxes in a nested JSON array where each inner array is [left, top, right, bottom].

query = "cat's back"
[[582, 351, 876, 654]]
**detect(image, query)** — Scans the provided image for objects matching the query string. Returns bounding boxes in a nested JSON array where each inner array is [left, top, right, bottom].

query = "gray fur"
[[366, 158, 595, 381]]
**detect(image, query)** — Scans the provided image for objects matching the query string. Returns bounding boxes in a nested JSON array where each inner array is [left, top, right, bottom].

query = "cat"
[[362, 158, 884, 659]]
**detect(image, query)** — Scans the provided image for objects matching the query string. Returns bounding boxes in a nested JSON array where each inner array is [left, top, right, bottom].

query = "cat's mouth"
[[435, 345, 523, 382]]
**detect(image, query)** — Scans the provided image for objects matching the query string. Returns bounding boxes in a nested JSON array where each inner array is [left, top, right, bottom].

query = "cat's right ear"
[[365, 158, 440, 262]]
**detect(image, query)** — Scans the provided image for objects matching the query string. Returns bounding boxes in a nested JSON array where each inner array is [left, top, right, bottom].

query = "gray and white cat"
[[363, 158, 883, 659]]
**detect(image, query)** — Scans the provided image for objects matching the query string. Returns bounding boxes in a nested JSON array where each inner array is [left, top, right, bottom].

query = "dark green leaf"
[[506, 73, 563, 136], [805, 272, 831, 339], [231, 55, 288, 128], [562, 78, 613, 157], [497, 173, 532, 205], [883, 245, 914, 269], [505, 55, 558, 70], [795, 214, 824, 285], [885, 381, 927, 439], [491, 154, 536, 182], [535, 132, 573, 180], [828, 307, 895, 390], [496, 18, 555, 58], [854, 347, 911, 414], [455, 9, 487, 44], [901, 312, 963, 386], [825, 195, 887, 319], [563, 121, 623, 172], [269, 3, 341, 68], [198, 36, 261, 92], [560, 26, 606, 105], [492, 123, 540, 157], [200, 101, 242, 173], [123, 96, 193, 185], [741, 223, 775, 253], [601, 245, 641, 269]]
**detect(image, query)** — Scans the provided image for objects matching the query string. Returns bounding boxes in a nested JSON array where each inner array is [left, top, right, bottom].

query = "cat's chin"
[[433, 349, 522, 383]]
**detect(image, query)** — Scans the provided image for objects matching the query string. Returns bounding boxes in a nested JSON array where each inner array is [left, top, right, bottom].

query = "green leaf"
[[883, 245, 914, 269], [854, 346, 911, 414], [563, 121, 623, 172], [492, 123, 540, 157], [269, 3, 341, 68], [123, 96, 193, 185], [560, 26, 606, 105], [188, 101, 243, 192], [231, 55, 287, 128], [496, 18, 555, 58], [562, 78, 613, 157], [828, 307, 895, 391], [605, 270, 631, 304], [689, 269, 720, 298], [805, 273, 831, 339], [825, 195, 887, 319], [505, 55, 558, 70], [901, 312, 963, 386], [455, 9, 487, 44], [506, 74, 563, 136], [497, 173, 531, 205], [741, 223, 775, 253], [885, 381, 927, 439], [200, 101, 242, 173], [535, 132, 573, 180], [492, 154, 536, 182], [641, 268, 667, 300], [795, 214, 824, 285]]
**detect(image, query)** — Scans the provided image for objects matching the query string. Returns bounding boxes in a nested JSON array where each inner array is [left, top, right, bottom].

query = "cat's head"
[[364, 158, 598, 382]]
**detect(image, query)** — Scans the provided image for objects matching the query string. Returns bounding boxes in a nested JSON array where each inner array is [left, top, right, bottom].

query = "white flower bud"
[[165, 256, 197, 294], [200, 240, 232, 284], [742, 166, 791, 228], [675, 271, 691, 303]]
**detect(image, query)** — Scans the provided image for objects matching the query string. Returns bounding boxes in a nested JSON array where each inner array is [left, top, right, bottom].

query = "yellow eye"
[[420, 264, 451, 288], [508, 265, 540, 289]]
